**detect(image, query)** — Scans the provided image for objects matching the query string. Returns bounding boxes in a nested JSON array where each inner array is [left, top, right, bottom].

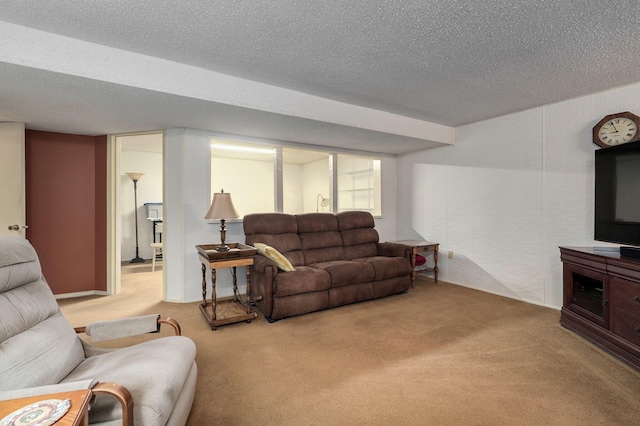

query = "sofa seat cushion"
[[354, 256, 412, 281], [310, 260, 375, 288], [273, 266, 331, 297], [62, 336, 196, 425]]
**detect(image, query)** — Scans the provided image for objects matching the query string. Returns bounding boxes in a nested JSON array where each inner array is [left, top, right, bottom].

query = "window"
[[337, 154, 381, 216], [211, 141, 275, 216], [211, 139, 382, 217], [282, 147, 331, 214]]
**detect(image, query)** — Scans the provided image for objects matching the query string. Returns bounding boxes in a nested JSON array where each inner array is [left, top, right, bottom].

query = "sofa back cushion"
[[243, 213, 304, 266], [0, 237, 85, 391], [337, 211, 379, 260], [296, 214, 345, 264]]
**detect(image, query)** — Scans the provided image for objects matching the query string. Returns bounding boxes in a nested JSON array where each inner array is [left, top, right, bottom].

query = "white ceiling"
[[2, 1, 640, 154]]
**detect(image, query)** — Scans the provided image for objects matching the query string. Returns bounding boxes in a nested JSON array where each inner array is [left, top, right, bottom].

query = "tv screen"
[[595, 140, 640, 246]]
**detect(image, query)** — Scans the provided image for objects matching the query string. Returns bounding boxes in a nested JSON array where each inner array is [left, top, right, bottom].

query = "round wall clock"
[[593, 111, 640, 148]]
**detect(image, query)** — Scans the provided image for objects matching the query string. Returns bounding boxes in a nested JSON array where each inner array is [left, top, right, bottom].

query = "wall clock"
[[593, 111, 640, 148]]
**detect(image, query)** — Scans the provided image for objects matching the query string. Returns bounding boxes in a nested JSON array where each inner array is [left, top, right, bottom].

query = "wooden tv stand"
[[560, 247, 640, 370]]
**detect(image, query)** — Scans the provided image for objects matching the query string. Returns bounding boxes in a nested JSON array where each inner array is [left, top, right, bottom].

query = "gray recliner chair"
[[0, 236, 197, 425]]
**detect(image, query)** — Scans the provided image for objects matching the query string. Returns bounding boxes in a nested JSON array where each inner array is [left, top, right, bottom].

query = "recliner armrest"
[[75, 315, 181, 342], [92, 382, 134, 426]]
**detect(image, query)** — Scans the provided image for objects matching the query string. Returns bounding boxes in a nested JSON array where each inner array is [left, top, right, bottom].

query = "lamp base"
[[216, 245, 230, 252], [130, 256, 145, 263]]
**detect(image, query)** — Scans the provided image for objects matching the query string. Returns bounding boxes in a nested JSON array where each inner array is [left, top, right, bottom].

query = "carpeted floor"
[[58, 264, 640, 425]]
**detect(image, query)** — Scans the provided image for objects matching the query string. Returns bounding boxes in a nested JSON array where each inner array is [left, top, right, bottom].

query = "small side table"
[[391, 240, 439, 286], [197, 243, 258, 330], [0, 389, 91, 426]]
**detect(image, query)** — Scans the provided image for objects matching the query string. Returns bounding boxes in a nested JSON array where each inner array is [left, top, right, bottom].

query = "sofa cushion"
[[336, 210, 375, 230], [297, 213, 339, 233], [302, 244, 345, 265], [353, 256, 412, 281], [344, 242, 378, 260], [329, 282, 374, 308], [270, 291, 329, 320], [339, 213, 380, 260], [310, 260, 375, 288], [63, 336, 196, 425], [298, 214, 345, 264], [244, 213, 305, 266], [373, 276, 411, 298], [244, 213, 298, 235], [273, 266, 331, 297]]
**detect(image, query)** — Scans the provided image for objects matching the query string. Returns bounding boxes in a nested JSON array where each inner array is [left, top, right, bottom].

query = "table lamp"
[[204, 189, 239, 252]]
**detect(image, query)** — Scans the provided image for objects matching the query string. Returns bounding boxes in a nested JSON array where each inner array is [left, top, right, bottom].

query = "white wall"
[[397, 82, 640, 308], [302, 158, 330, 213], [211, 156, 275, 215], [164, 128, 399, 302], [282, 162, 302, 213], [120, 149, 163, 261]]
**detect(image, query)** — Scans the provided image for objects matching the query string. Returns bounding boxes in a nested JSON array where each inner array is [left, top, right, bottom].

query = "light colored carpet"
[[58, 264, 640, 425]]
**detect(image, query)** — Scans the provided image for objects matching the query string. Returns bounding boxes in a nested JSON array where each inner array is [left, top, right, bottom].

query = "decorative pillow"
[[253, 243, 295, 272]]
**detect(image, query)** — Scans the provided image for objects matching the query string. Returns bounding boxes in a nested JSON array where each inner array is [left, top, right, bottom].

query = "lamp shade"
[[126, 172, 144, 181], [204, 190, 239, 220]]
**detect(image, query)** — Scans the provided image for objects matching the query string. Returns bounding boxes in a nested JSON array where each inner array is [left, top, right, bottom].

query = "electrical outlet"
[[448, 251, 454, 259]]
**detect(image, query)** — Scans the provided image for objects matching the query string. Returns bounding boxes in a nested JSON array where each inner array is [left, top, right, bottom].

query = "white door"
[[0, 122, 26, 237]]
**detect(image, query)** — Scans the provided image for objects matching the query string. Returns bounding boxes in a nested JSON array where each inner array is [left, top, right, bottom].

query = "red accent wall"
[[25, 131, 107, 294]]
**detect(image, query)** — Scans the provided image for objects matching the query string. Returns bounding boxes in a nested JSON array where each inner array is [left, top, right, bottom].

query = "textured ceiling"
[[2, 0, 640, 154]]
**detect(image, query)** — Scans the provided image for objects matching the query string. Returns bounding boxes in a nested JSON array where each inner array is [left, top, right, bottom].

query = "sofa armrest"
[[377, 242, 411, 259], [249, 255, 277, 317], [252, 254, 278, 273], [74, 315, 181, 342]]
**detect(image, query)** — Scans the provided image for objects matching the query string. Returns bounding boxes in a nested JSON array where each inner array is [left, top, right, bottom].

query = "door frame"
[[107, 131, 165, 296], [0, 122, 26, 238], [107, 134, 121, 295]]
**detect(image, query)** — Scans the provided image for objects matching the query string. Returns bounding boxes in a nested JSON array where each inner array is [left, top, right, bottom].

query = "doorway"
[[117, 132, 164, 295]]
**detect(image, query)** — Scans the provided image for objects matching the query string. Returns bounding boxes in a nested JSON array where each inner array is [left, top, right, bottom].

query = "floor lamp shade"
[[316, 193, 330, 212], [126, 172, 145, 263], [205, 189, 239, 252]]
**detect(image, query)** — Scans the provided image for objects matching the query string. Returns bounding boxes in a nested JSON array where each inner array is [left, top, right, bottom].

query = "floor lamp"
[[126, 172, 145, 263], [316, 193, 330, 212]]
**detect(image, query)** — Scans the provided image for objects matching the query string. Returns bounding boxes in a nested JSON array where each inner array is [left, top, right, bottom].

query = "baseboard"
[[54, 290, 108, 299], [445, 280, 561, 311]]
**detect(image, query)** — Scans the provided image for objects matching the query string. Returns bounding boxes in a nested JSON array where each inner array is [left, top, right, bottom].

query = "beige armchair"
[[0, 237, 197, 425]]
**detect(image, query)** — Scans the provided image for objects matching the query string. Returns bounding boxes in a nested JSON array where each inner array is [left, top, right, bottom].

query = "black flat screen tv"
[[595, 139, 640, 246]]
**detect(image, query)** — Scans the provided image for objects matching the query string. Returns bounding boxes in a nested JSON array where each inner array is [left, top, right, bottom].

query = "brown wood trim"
[[92, 382, 134, 426], [159, 317, 181, 335]]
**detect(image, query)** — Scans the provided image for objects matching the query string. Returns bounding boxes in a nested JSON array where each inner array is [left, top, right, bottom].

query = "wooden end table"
[[391, 240, 439, 286], [197, 243, 258, 330], [0, 389, 91, 426]]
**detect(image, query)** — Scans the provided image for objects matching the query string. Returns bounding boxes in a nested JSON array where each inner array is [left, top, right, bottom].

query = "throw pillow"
[[253, 243, 295, 272]]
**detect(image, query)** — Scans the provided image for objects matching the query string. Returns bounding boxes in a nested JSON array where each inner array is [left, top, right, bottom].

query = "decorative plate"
[[0, 399, 70, 426]]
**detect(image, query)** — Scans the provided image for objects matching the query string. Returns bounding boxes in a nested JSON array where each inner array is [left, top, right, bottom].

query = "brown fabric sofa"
[[243, 211, 412, 321]]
